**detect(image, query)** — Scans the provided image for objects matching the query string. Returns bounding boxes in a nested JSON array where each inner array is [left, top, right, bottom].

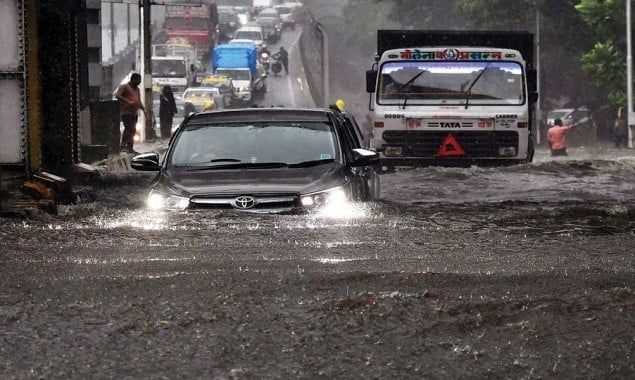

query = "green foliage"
[[575, 0, 627, 109], [581, 40, 627, 107], [343, 0, 400, 50], [455, 0, 537, 30], [576, 0, 625, 43]]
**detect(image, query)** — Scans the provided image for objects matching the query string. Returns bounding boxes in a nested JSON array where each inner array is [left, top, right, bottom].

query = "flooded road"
[[1, 146, 634, 378]]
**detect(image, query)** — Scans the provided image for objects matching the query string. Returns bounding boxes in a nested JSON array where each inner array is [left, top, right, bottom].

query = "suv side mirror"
[[351, 148, 379, 166], [131, 153, 161, 171]]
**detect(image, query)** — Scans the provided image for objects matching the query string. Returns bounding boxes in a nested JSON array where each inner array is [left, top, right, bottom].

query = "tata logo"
[[440, 122, 461, 128], [384, 114, 404, 119]]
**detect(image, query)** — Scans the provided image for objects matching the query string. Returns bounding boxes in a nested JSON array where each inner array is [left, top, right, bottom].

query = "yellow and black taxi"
[[181, 87, 221, 114], [197, 74, 237, 108]]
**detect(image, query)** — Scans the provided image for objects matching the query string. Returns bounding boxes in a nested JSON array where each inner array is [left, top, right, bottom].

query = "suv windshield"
[[168, 121, 341, 168]]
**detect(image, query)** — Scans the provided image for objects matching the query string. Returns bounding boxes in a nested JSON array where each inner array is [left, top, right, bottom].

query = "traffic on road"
[[1, 1, 634, 379]]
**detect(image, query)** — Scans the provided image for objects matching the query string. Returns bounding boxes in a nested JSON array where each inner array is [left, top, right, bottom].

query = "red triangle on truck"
[[436, 134, 465, 156]]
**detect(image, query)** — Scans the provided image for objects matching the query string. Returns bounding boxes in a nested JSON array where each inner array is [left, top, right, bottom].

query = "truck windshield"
[[378, 61, 524, 106], [216, 69, 250, 81], [152, 60, 187, 78], [165, 17, 209, 31]]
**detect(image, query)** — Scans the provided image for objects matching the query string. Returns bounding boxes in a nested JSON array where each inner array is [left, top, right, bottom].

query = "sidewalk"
[[91, 139, 168, 172]]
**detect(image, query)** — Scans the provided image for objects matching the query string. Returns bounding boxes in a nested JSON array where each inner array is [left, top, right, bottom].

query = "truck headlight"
[[384, 146, 403, 157], [147, 190, 190, 210], [301, 186, 348, 207], [498, 147, 517, 157]]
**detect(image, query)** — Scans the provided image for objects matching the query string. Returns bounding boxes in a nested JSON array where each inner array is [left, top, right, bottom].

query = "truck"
[[211, 43, 267, 103], [366, 30, 538, 169], [151, 38, 202, 96], [164, 3, 219, 56], [152, 38, 199, 69], [151, 55, 191, 98]]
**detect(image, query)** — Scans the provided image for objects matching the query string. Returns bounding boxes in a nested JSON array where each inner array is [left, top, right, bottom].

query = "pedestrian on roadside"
[[159, 85, 178, 142], [547, 118, 577, 157], [115, 72, 146, 153], [614, 108, 629, 149], [275, 46, 289, 75]]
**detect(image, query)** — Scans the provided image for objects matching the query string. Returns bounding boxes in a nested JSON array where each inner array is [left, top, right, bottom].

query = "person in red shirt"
[[547, 118, 577, 156]]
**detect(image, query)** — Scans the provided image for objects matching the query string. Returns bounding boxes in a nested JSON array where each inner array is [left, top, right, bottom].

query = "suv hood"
[[158, 163, 346, 196]]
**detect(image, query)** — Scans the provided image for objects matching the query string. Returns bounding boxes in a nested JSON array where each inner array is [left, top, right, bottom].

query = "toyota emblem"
[[233, 196, 256, 209]]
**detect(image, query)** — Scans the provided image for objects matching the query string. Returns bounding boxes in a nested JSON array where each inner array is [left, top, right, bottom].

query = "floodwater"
[[7, 144, 631, 238], [2, 146, 634, 379]]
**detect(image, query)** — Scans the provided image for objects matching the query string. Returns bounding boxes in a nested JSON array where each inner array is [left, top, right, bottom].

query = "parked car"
[[130, 107, 380, 213], [541, 107, 591, 145], [545, 107, 590, 127]]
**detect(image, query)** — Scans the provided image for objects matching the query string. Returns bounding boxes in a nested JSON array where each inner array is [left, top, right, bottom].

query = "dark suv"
[[131, 107, 380, 213]]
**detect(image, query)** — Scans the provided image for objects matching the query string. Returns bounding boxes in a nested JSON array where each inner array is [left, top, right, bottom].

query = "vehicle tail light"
[[517, 122, 528, 128], [374, 121, 384, 128]]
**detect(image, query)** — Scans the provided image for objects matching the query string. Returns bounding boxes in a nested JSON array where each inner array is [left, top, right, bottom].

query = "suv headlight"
[[301, 186, 348, 207], [147, 190, 190, 210]]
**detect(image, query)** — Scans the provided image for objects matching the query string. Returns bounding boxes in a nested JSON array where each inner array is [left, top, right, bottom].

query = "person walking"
[[115, 72, 146, 153], [275, 46, 289, 75], [159, 85, 178, 142], [547, 118, 577, 156]]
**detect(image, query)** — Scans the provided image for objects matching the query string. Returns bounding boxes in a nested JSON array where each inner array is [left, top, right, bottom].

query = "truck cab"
[[367, 30, 538, 168], [151, 55, 190, 97]]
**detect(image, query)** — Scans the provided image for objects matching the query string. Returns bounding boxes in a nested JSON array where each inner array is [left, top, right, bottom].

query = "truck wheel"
[[524, 140, 535, 163]]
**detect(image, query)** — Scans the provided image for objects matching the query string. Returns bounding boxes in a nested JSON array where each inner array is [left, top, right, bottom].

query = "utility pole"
[[142, 0, 154, 141], [535, 3, 542, 145], [627, 0, 633, 148]]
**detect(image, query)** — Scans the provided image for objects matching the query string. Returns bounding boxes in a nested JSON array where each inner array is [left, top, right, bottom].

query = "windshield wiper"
[[206, 158, 242, 163], [186, 162, 288, 171], [397, 69, 427, 110], [288, 158, 335, 168], [463, 65, 491, 109]]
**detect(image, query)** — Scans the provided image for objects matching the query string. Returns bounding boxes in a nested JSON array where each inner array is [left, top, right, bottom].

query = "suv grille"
[[189, 194, 299, 212]]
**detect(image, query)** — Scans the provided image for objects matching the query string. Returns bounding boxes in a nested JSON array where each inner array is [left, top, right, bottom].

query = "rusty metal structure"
[[0, 0, 93, 212]]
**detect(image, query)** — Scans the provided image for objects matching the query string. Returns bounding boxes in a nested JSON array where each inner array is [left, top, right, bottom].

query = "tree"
[[575, 0, 627, 109]]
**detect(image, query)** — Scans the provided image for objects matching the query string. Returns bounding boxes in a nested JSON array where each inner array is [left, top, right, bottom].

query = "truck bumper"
[[236, 91, 252, 102], [372, 130, 530, 167]]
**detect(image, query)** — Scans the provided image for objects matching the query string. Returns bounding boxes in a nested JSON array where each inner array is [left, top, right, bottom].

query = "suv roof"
[[237, 25, 263, 32], [187, 108, 331, 125]]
